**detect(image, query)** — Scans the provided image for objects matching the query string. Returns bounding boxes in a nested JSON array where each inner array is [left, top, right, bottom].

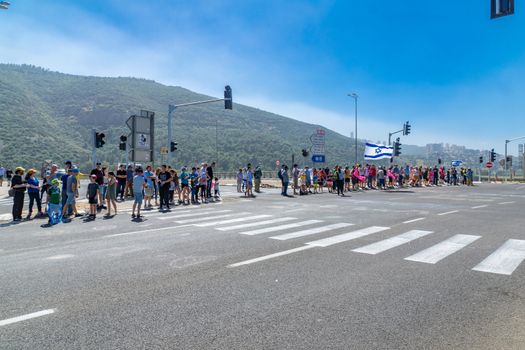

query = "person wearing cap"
[[86, 174, 100, 219], [62, 168, 81, 220], [47, 178, 62, 225], [25, 169, 44, 219], [11, 167, 27, 222]]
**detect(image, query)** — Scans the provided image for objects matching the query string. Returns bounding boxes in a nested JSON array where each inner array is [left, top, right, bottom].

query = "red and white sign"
[[486, 161, 494, 168]]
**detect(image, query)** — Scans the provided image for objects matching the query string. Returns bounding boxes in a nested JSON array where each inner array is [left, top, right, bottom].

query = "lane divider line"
[[437, 210, 459, 216], [0, 309, 55, 327]]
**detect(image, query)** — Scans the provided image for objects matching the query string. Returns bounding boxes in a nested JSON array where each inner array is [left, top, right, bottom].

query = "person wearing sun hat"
[[11, 167, 27, 222], [25, 168, 44, 220]]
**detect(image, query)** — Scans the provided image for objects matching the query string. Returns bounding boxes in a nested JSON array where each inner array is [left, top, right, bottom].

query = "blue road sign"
[[312, 155, 325, 163], [451, 160, 462, 167]]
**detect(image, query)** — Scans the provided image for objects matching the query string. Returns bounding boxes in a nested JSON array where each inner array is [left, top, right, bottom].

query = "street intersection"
[[1, 183, 525, 349]]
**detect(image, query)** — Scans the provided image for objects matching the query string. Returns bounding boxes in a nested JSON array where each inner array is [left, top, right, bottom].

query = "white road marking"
[[437, 210, 459, 216], [498, 201, 515, 205], [403, 217, 426, 224], [194, 215, 271, 227], [216, 217, 297, 231], [472, 205, 488, 209], [306, 226, 390, 248], [104, 225, 185, 238], [174, 213, 250, 224], [0, 309, 55, 327], [240, 220, 322, 236], [352, 230, 433, 255], [270, 223, 354, 241], [156, 209, 228, 220], [45, 254, 75, 260], [472, 239, 525, 275], [227, 246, 315, 268], [404, 234, 481, 264]]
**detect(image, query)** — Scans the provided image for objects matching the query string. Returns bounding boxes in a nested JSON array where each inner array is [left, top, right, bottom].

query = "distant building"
[[426, 143, 444, 156]]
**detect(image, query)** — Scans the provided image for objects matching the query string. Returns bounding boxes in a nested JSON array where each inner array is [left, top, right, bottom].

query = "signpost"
[[451, 160, 462, 167], [310, 129, 326, 164], [126, 110, 155, 165], [486, 161, 493, 169]]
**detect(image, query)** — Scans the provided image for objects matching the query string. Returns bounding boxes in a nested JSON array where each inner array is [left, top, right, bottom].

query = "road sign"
[[160, 147, 168, 155], [499, 159, 506, 167], [451, 160, 462, 167], [486, 161, 494, 168], [312, 155, 325, 163]]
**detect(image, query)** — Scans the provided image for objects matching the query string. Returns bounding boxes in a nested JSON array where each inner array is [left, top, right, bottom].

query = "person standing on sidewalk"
[[292, 164, 300, 195], [132, 168, 146, 219], [281, 165, 290, 196], [206, 162, 215, 198], [106, 171, 118, 216], [254, 165, 262, 193], [11, 167, 27, 222], [158, 165, 172, 210], [25, 169, 44, 219], [0, 164, 5, 187], [116, 164, 127, 201]]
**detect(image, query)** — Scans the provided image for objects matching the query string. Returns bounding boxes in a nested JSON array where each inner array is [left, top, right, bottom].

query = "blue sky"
[[1, 0, 524, 154]]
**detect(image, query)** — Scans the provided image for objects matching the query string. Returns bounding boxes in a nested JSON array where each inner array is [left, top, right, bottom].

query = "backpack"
[[278, 169, 283, 180]]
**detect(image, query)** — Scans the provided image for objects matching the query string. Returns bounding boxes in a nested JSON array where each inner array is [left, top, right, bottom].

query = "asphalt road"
[[1, 183, 525, 349]]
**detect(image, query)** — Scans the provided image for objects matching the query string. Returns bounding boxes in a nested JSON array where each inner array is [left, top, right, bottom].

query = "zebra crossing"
[[130, 207, 525, 276]]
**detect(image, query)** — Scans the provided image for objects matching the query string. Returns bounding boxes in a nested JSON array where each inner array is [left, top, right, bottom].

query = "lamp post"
[[348, 93, 358, 165], [504, 135, 525, 182]]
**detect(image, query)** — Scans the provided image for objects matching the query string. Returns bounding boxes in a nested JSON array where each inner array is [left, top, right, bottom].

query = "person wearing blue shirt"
[[25, 169, 44, 219]]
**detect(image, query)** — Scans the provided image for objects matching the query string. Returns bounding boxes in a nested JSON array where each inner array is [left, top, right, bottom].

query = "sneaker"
[[131, 214, 136, 218], [75, 213, 84, 218]]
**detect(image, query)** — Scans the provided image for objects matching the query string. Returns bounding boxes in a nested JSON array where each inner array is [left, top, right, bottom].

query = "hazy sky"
[[1, 1, 524, 154]]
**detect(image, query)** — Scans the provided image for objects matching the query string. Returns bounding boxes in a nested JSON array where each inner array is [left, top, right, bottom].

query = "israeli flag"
[[364, 142, 393, 160]]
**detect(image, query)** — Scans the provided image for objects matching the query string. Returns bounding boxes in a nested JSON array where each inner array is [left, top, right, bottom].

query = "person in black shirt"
[[158, 165, 172, 210], [90, 162, 105, 209], [11, 167, 27, 222], [206, 162, 215, 198], [116, 164, 127, 201]]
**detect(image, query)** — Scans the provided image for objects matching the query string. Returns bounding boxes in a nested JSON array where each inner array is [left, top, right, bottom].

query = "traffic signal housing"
[[479, 156, 483, 164], [224, 85, 233, 110], [491, 0, 514, 19], [301, 149, 309, 157], [506, 156, 512, 167], [403, 121, 411, 136], [170, 141, 178, 152], [490, 149, 496, 162], [393, 138, 402, 157], [95, 132, 105, 148], [119, 135, 127, 151]]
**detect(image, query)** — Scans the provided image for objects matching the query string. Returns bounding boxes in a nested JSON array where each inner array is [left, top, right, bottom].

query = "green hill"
[[0, 64, 365, 172]]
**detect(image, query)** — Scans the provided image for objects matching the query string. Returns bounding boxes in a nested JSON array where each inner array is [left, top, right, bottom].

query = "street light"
[[504, 135, 525, 181], [348, 92, 358, 165]]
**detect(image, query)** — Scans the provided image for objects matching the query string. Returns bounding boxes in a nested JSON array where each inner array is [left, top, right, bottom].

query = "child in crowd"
[[132, 168, 146, 219], [87, 174, 99, 219], [214, 177, 221, 198], [47, 178, 62, 225]]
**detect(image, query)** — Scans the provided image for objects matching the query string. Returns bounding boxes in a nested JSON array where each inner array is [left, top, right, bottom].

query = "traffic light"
[[506, 156, 512, 167], [224, 85, 233, 110], [491, 0, 514, 19], [393, 138, 402, 157], [301, 149, 309, 157], [403, 121, 411, 136], [438, 158, 442, 165], [170, 141, 178, 152], [490, 149, 496, 162], [479, 156, 483, 164], [95, 132, 105, 148], [119, 135, 127, 151]]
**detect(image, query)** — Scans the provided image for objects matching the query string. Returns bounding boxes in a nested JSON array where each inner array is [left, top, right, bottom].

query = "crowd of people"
[[5, 160, 222, 224], [4, 159, 476, 224], [277, 163, 475, 196]]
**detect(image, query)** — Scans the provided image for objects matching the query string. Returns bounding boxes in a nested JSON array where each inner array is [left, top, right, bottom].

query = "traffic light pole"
[[92, 128, 97, 169], [167, 94, 232, 166], [388, 129, 403, 145]]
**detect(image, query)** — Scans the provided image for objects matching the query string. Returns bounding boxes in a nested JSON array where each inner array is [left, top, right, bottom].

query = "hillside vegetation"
[[0, 64, 367, 171]]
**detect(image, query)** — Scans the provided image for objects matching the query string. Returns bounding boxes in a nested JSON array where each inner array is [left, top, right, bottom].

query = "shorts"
[[345, 178, 350, 183], [145, 187, 153, 197], [181, 183, 188, 189], [293, 178, 299, 187], [66, 192, 76, 205], [88, 196, 97, 205], [133, 192, 144, 204]]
